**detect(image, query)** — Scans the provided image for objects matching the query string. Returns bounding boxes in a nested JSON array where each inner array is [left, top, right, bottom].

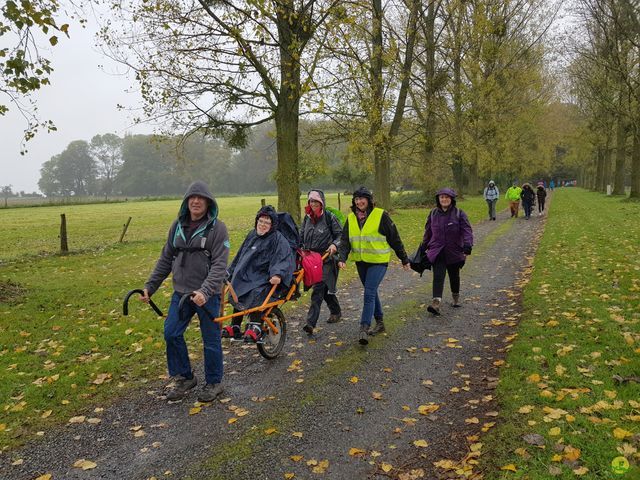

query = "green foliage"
[[0, 0, 76, 148]]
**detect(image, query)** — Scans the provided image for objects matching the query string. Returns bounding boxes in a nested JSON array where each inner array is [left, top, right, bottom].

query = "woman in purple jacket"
[[420, 188, 474, 315]]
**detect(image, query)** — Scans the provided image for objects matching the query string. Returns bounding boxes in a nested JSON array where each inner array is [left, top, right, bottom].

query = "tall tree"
[[102, 0, 340, 219], [90, 133, 123, 199]]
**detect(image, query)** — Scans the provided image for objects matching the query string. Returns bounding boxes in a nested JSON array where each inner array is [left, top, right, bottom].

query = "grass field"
[[483, 189, 640, 479], [0, 193, 488, 450]]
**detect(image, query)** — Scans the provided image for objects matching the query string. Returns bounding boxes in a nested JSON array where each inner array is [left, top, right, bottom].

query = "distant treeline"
[[37, 122, 372, 198]]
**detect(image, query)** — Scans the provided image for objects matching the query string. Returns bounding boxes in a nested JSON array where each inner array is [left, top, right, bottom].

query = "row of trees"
[[36, 124, 375, 198], [568, 0, 640, 198], [100, 0, 569, 217]]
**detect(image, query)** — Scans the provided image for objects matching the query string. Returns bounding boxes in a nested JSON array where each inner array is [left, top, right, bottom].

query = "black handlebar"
[[123, 289, 164, 317], [178, 293, 217, 319]]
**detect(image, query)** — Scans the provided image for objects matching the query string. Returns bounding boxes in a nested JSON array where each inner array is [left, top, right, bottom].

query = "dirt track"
[[1, 205, 547, 480]]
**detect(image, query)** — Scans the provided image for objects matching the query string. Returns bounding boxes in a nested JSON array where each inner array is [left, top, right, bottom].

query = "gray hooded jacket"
[[145, 181, 230, 300]]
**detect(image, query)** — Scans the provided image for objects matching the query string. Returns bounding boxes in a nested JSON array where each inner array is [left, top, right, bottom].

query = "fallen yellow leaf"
[[413, 439, 429, 448], [613, 428, 633, 440], [350, 376, 359, 383], [381, 463, 393, 473], [264, 428, 277, 435], [291, 431, 303, 438], [73, 459, 97, 470], [349, 447, 366, 457], [284, 474, 295, 479], [189, 407, 201, 415], [500, 464, 517, 472], [290, 455, 303, 462]]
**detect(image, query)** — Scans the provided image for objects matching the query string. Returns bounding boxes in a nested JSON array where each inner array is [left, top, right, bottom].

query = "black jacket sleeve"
[[379, 211, 409, 265], [338, 218, 351, 262]]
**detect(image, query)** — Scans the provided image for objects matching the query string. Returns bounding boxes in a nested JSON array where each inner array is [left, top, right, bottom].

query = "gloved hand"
[[463, 245, 472, 255]]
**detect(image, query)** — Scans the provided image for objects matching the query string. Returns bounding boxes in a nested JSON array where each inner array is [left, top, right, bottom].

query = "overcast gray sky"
[[0, 15, 150, 193]]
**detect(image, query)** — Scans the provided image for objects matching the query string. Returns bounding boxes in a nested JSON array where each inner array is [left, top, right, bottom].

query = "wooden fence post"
[[60, 213, 69, 254], [338, 192, 341, 211], [119, 216, 132, 243], [261, 198, 266, 207]]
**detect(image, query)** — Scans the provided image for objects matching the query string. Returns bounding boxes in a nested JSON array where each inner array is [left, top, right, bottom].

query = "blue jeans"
[[356, 262, 387, 327], [164, 292, 223, 384]]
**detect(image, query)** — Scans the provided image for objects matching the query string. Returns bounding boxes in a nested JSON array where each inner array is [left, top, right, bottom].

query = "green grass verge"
[[482, 189, 640, 479], [0, 195, 488, 451]]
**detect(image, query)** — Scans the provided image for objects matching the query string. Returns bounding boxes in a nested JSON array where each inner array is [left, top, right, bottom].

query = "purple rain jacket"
[[420, 188, 474, 265]]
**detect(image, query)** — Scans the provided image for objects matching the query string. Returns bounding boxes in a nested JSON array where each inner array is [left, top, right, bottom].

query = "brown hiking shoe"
[[427, 298, 441, 316], [197, 383, 224, 403], [452, 293, 461, 308], [327, 314, 341, 324], [166, 375, 197, 401], [368, 318, 385, 336], [358, 324, 369, 345]]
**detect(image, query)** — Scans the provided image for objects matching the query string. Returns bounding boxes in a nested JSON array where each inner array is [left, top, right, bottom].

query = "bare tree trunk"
[[376, 0, 421, 204], [415, 0, 438, 193], [603, 145, 612, 191], [630, 125, 640, 199], [275, 1, 302, 220], [451, 3, 465, 194], [370, 0, 389, 208], [595, 146, 604, 192], [613, 114, 627, 195]]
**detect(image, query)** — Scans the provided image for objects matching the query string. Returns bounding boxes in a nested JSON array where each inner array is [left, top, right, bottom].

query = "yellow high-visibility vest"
[[348, 208, 392, 263]]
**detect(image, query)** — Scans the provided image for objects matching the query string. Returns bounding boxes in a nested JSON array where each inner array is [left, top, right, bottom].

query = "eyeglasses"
[[257, 218, 272, 226]]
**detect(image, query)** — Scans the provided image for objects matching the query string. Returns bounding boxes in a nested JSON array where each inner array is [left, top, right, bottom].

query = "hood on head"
[[254, 205, 279, 231], [488, 180, 495, 186], [435, 187, 457, 209], [179, 180, 218, 222], [307, 190, 325, 207], [522, 182, 532, 189], [351, 186, 374, 212]]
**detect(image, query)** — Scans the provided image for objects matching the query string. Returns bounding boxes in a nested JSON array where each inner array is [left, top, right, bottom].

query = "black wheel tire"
[[257, 307, 287, 359]]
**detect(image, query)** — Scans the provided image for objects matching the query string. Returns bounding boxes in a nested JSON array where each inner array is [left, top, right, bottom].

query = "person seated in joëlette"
[[222, 205, 295, 342]]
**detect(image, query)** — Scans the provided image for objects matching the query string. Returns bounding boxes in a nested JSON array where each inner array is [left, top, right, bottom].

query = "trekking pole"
[[178, 293, 219, 321]]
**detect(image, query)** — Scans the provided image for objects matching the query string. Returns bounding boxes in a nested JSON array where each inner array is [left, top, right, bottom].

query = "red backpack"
[[297, 249, 323, 288]]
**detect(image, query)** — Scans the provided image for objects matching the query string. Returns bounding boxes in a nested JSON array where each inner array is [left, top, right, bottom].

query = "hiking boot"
[[452, 294, 461, 308], [221, 325, 242, 340], [197, 383, 224, 403], [427, 298, 441, 316], [368, 318, 385, 336], [166, 375, 197, 401], [358, 324, 369, 345], [302, 323, 314, 336], [243, 323, 262, 343], [327, 314, 342, 324]]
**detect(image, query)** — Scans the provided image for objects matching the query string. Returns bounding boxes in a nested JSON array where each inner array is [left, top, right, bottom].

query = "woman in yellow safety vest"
[[338, 186, 410, 345]]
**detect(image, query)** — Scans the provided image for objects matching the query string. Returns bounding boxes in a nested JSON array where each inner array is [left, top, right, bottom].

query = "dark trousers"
[[164, 292, 223, 384], [538, 199, 545, 212], [306, 281, 341, 327], [432, 255, 461, 299]]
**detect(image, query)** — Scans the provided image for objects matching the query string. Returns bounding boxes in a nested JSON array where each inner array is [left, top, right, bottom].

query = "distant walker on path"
[[483, 180, 499, 221]]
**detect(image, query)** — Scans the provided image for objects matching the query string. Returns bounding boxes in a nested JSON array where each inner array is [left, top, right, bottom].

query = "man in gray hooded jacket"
[[141, 181, 229, 402]]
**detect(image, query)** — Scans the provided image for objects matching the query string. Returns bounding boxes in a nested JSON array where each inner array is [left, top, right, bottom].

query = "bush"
[[391, 191, 434, 209]]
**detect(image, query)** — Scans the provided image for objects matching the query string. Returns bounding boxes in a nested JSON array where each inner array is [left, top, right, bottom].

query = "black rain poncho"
[[227, 205, 296, 310]]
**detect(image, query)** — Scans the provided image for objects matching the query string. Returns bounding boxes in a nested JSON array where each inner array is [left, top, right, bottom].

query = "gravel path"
[[1, 204, 548, 480]]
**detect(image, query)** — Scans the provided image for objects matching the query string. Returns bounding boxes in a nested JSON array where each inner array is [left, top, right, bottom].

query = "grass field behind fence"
[[483, 189, 640, 479], [0, 194, 487, 450]]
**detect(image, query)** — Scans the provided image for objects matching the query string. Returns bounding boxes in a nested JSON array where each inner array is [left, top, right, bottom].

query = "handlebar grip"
[[123, 289, 163, 317], [178, 292, 217, 319]]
